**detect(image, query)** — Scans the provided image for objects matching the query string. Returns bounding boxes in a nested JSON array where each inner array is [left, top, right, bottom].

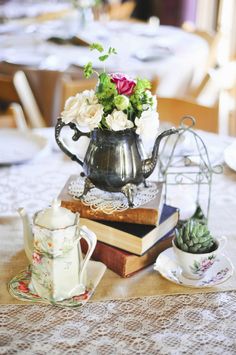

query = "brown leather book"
[[59, 175, 163, 226], [80, 205, 178, 255], [81, 235, 174, 278]]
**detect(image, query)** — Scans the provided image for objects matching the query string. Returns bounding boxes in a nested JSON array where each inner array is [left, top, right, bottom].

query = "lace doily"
[[68, 177, 159, 214]]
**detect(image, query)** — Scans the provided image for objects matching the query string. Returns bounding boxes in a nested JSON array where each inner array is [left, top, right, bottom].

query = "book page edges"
[[80, 218, 143, 255], [80, 209, 178, 255], [141, 211, 179, 253]]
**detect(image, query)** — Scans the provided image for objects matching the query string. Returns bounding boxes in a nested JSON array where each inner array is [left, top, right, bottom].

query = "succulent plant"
[[175, 219, 216, 254]]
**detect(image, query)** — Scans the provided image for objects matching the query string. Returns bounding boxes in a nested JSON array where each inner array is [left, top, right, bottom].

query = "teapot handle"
[[55, 118, 90, 167], [78, 225, 97, 284]]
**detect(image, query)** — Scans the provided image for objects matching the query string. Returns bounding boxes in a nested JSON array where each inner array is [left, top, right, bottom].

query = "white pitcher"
[[18, 199, 97, 302]]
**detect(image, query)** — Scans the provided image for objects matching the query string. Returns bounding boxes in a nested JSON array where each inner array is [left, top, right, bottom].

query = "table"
[[0, 10, 209, 125], [1, 128, 236, 354]]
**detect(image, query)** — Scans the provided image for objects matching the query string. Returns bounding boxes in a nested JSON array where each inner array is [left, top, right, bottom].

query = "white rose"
[[106, 110, 134, 131], [61, 90, 102, 131], [135, 110, 159, 155], [76, 90, 98, 105], [61, 95, 81, 124], [76, 103, 103, 131]]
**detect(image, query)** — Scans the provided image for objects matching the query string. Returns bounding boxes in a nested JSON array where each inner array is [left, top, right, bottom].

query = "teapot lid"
[[35, 199, 76, 229]]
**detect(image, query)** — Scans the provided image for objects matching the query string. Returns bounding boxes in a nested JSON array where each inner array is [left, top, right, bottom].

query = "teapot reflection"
[[18, 199, 97, 302]]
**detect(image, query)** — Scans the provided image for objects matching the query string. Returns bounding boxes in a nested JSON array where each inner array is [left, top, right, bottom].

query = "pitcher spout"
[[18, 208, 33, 263], [142, 128, 180, 179]]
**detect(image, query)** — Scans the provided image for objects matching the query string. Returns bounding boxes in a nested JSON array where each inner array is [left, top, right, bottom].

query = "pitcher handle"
[[78, 225, 97, 284], [55, 118, 90, 167]]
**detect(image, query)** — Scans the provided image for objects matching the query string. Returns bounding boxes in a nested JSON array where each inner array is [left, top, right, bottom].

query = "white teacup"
[[172, 236, 226, 280]]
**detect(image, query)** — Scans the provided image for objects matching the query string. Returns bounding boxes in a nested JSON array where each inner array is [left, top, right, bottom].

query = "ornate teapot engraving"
[[18, 199, 97, 302], [55, 119, 179, 206]]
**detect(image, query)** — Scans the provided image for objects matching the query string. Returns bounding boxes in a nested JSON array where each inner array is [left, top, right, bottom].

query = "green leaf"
[[99, 54, 109, 62], [95, 73, 117, 113], [90, 43, 104, 53], [108, 47, 117, 55], [83, 61, 93, 78]]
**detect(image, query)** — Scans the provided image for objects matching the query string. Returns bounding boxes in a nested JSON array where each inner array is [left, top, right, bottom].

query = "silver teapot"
[[55, 119, 179, 206]]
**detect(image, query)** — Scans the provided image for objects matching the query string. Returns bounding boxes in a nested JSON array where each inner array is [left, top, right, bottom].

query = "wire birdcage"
[[157, 116, 222, 223]]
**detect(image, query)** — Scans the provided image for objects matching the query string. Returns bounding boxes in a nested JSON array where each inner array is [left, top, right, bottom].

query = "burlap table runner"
[[1, 217, 235, 305]]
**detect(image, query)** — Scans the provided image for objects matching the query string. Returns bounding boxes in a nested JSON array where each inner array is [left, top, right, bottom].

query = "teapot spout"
[[142, 128, 179, 179], [18, 208, 33, 263]]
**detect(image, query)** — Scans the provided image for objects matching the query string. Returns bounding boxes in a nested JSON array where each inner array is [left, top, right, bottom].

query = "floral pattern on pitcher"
[[190, 255, 217, 276], [32, 224, 79, 257], [31, 253, 53, 293]]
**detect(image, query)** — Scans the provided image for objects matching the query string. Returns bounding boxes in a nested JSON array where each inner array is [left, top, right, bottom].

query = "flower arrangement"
[[61, 43, 159, 138], [71, 0, 100, 9]]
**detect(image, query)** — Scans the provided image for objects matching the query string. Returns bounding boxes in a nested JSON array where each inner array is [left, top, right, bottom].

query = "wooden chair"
[[13, 71, 46, 128], [182, 22, 222, 71], [0, 74, 28, 129], [229, 109, 236, 136], [0, 103, 28, 130], [61, 77, 97, 109], [189, 60, 236, 134], [0, 74, 19, 104], [150, 76, 159, 95], [157, 97, 219, 133], [0, 72, 46, 128], [108, 1, 135, 20]]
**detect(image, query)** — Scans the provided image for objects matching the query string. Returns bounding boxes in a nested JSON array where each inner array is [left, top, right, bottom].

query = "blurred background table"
[[0, 2, 209, 125]]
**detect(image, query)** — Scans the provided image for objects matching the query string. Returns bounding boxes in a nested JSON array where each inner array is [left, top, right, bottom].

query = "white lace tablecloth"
[[1, 129, 236, 354], [2, 292, 236, 354]]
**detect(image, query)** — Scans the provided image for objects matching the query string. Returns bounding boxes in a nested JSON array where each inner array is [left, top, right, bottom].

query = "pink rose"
[[32, 252, 42, 264], [111, 73, 136, 96]]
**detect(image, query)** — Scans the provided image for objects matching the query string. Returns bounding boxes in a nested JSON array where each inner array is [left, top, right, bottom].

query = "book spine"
[[125, 237, 172, 277], [61, 201, 158, 225], [80, 236, 172, 278], [81, 239, 127, 276]]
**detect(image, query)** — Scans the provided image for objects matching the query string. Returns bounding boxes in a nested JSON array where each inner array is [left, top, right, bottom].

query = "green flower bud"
[[114, 95, 129, 111]]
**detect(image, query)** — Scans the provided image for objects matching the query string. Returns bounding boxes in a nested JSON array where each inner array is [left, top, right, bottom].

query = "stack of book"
[[59, 176, 179, 277]]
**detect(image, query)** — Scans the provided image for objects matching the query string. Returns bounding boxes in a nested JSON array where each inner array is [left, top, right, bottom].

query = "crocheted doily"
[[68, 177, 159, 214]]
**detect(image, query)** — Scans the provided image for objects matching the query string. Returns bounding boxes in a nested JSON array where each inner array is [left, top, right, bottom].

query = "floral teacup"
[[172, 236, 226, 280]]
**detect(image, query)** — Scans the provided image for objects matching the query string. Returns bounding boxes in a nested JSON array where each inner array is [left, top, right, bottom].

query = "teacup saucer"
[[154, 247, 234, 288]]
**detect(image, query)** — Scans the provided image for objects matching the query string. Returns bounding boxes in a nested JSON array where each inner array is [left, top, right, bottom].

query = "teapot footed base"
[[80, 177, 148, 208]]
